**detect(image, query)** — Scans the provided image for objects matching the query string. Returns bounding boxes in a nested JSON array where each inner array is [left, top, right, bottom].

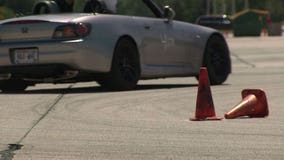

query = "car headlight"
[[53, 23, 91, 40]]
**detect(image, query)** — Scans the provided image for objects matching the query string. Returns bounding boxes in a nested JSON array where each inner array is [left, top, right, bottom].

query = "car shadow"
[[0, 84, 199, 95]]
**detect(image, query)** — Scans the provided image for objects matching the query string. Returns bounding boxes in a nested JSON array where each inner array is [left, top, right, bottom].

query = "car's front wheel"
[[0, 80, 29, 93], [98, 38, 141, 91], [202, 35, 231, 85]]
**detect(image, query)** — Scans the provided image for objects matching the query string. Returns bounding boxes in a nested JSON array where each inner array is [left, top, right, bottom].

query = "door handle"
[[144, 25, 151, 30]]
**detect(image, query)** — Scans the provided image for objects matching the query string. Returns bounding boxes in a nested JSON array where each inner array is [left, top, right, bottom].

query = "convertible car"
[[0, 0, 231, 92]]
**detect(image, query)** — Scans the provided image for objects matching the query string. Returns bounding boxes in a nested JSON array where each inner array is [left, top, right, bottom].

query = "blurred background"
[[0, 0, 283, 36]]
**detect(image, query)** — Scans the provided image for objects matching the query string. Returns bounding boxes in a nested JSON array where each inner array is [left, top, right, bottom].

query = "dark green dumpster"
[[231, 9, 270, 37]]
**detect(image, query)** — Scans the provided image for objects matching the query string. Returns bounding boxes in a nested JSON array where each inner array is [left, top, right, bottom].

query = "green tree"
[[0, 0, 283, 23], [0, 6, 15, 20], [4, 0, 37, 15], [265, 0, 284, 22]]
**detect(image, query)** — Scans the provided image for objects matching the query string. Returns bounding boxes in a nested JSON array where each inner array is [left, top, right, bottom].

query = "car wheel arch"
[[113, 35, 141, 71], [209, 33, 231, 72], [97, 35, 141, 90], [201, 33, 231, 85]]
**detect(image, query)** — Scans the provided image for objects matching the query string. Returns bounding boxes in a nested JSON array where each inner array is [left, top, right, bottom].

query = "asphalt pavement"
[[0, 36, 283, 160]]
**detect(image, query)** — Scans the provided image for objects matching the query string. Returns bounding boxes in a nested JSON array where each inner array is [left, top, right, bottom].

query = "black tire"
[[98, 38, 141, 91], [202, 35, 231, 85], [0, 80, 28, 93]]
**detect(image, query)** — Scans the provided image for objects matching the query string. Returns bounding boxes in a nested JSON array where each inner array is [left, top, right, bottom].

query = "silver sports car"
[[0, 0, 231, 92]]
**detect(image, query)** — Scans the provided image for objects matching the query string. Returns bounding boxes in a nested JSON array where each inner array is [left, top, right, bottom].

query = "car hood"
[[0, 13, 95, 24]]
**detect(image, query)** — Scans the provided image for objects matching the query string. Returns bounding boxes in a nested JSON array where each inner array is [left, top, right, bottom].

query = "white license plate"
[[12, 48, 39, 64]]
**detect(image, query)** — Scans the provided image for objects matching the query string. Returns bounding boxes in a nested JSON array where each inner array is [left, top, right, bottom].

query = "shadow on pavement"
[[0, 84, 198, 95], [0, 144, 23, 160]]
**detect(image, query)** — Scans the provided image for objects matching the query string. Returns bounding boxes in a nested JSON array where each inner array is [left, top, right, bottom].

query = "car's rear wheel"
[[0, 80, 29, 93], [202, 35, 231, 85], [98, 38, 141, 91]]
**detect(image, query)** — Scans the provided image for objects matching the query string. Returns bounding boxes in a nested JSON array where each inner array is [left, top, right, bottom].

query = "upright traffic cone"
[[225, 89, 269, 119], [190, 67, 222, 121]]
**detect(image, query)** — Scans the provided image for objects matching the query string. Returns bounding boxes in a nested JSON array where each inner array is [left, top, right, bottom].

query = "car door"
[[163, 22, 187, 65], [138, 17, 169, 66], [138, 18, 190, 76], [165, 20, 202, 73]]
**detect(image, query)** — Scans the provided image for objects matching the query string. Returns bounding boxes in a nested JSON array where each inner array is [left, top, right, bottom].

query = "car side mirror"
[[164, 6, 175, 23]]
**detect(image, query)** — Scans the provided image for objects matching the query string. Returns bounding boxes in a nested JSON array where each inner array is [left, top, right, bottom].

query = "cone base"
[[190, 116, 223, 121]]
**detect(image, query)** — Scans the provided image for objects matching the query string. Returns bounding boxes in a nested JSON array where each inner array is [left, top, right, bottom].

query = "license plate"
[[11, 48, 39, 64]]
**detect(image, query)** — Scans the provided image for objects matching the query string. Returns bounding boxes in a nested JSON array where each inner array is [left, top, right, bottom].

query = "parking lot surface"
[[0, 36, 284, 160]]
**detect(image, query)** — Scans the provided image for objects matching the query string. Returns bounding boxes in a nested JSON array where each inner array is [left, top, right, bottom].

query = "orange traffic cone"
[[190, 67, 222, 121], [225, 89, 269, 119]]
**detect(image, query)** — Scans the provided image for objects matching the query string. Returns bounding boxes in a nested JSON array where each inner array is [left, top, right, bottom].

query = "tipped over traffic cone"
[[225, 89, 269, 119], [190, 67, 222, 121]]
